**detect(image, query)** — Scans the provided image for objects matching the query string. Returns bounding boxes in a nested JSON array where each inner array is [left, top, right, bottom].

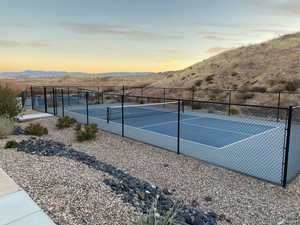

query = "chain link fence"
[[28, 86, 300, 187]]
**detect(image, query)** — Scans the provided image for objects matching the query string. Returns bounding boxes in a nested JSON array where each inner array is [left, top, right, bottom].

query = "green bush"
[[136, 200, 180, 225], [230, 107, 240, 115], [0, 87, 22, 119], [56, 116, 77, 129], [5, 140, 19, 149], [76, 123, 98, 142], [25, 123, 48, 136]]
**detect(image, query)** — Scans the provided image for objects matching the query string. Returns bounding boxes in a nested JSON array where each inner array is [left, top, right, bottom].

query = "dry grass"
[[0, 117, 14, 138]]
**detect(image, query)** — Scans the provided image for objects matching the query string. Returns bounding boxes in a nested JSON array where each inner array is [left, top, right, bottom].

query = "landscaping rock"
[[17, 138, 223, 225]]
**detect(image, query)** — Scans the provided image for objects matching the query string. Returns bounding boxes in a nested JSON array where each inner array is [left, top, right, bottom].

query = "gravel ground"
[[0, 117, 300, 225]]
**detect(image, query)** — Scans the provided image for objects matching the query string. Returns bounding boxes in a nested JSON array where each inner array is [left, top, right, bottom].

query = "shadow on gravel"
[[17, 138, 229, 225]]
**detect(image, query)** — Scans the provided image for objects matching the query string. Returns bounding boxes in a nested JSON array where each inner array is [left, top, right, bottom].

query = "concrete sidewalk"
[[0, 168, 55, 225]]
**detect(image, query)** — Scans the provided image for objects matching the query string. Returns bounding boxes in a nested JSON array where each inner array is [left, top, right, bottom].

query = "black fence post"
[[163, 88, 166, 103], [21, 91, 25, 108], [97, 86, 100, 104], [86, 92, 89, 125], [52, 88, 55, 115], [228, 90, 232, 116], [282, 106, 293, 188], [277, 91, 281, 122], [67, 87, 70, 105], [122, 85, 125, 96], [177, 100, 181, 155], [44, 87, 48, 113], [54, 88, 57, 116], [61, 89, 65, 117], [102, 91, 104, 104], [77, 88, 80, 104], [30, 86, 34, 110], [121, 95, 125, 137], [191, 88, 195, 110]]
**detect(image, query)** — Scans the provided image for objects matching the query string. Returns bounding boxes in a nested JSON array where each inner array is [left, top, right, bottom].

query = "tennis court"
[[70, 103, 279, 149]]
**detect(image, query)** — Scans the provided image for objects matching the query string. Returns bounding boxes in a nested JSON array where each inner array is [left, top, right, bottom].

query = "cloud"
[[206, 47, 231, 54], [0, 40, 51, 48], [0, 23, 35, 28], [188, 23, 289, 30], [252, 0, 300, 15], [61, 22, 182, 41]]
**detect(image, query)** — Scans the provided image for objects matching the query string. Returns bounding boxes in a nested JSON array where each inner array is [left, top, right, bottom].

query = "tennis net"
[[107, 101, 182, 122]]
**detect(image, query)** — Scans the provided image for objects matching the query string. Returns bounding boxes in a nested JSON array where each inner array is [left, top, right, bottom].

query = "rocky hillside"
[[147, 32, 300, 106]]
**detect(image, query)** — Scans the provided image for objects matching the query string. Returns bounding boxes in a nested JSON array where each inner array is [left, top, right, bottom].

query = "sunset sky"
[[0, 0, 299, 73]]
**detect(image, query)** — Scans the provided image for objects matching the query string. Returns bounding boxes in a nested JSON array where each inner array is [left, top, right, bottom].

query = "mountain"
[[148, 32, 300, 106], [0, 70, 152, 77]]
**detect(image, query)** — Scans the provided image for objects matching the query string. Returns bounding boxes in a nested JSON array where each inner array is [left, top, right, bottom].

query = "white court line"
[[181, 121, 272, 136], [139, 116, 198, 129], [219, 126, 283, 149]]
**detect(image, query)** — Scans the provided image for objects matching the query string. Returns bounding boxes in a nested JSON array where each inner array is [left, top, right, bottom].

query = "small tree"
[[0, 87, 22, 119]]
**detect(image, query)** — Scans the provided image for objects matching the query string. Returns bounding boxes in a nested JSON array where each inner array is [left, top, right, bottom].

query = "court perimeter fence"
[[27, 86, 300, 188]]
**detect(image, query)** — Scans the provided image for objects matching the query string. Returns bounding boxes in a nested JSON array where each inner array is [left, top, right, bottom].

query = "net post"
[[122, 85, 125, 96], [282, 106, 293, 188], [277, 91, 281, 122], [44, 86, 48, 113], [61, 89, 65, 117], [86, 92, 89, 125], [121, 95, 125, 137], [30, 86, 34, 110], [177, 100, 181, 155], [228, 90, 232, 116]]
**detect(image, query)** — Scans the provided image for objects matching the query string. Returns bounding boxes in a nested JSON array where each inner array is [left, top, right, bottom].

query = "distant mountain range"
[[0, 70, 152, 77]]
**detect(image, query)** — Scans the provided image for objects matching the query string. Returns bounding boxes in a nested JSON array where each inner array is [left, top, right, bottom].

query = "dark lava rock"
[[204, 196, 212, 202], [17, 138, 222, 225], [191, 200, 200, 207], [12, 127, 28, 135], [162, 188, 173, 195]]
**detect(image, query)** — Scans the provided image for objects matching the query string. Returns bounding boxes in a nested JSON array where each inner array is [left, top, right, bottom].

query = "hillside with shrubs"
[[147, 32, 300, 106]]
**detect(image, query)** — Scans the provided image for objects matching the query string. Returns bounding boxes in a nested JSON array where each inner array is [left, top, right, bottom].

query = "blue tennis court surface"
[[70, 106, 276, 148]]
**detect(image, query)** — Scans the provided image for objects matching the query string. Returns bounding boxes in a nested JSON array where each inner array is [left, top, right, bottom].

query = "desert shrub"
[[25, 123, 48, 136], [139, 99, 145, 104], [235, 91, 255, 101], [205, 75, 214, 82], [0, 117, 15, 138], [230, 107, 240, 115], [76, 123, 98, 142], [194, 79, 203, 86], [136, 200, 180, 225], [251, 86, 267, 92], [5, 140, 19, 149], [56, 116, 77, 129], [284, 80, 300, 92], [0, 87, 22, 119]]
